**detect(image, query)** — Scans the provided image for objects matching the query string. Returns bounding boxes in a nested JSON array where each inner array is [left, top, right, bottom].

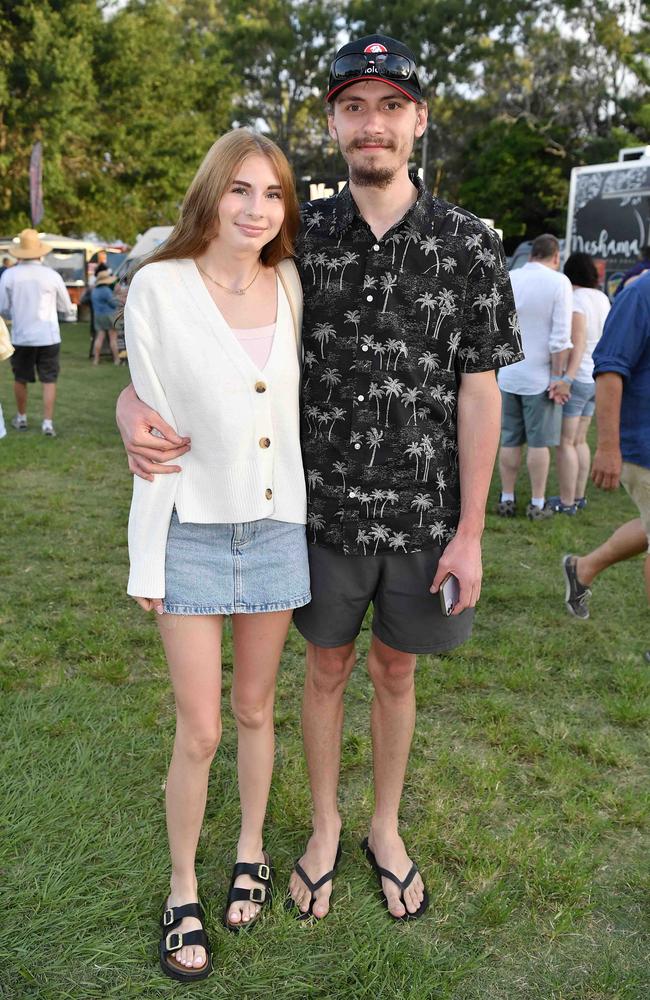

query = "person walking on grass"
[[563, 271, 650, 663], [90, 269, 121, 365], [0, 229, 73, 438], [117, 33, 522, 926], [547, 252, 610, 515], [496, 233, 573, 520], [124, 129, 308, 982]]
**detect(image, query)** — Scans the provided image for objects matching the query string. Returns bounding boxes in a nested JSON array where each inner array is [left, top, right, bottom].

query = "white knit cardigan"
[[125, 258, 306, 598]]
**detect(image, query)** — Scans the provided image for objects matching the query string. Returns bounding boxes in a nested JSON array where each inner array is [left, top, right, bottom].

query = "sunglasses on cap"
[[330, 51, 418, 84]]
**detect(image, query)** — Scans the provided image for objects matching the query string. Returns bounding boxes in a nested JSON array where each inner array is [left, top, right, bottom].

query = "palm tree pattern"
[[294, 176, 523, 554]]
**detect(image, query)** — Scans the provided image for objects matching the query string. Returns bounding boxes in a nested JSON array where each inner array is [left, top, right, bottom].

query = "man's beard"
[[346, 138, 398, 189], [349, 163, 395, 189]]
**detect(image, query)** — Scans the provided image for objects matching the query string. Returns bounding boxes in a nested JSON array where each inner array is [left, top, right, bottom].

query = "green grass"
[[1, 324, 648, 999]]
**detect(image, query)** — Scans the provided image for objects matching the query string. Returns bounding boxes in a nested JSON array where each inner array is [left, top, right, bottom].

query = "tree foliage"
[[0, 0, 647, 242]]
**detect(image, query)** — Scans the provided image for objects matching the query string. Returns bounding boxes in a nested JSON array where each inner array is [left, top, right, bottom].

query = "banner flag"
[[29, 141, 44, 227]]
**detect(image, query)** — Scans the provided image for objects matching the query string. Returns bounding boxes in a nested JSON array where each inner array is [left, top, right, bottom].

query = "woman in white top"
[[551, 252, 611, 513], [125, 129, 308, 982]]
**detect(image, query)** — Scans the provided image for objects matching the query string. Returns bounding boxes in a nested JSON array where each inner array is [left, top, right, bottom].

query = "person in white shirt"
[[0, 229, 73, 437], [547, 252, 610, 514], [123, 128, 308, 983], [496, 234, 573, 519]]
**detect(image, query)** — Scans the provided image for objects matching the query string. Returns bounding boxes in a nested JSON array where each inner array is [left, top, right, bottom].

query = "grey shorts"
[[292, 543, 474, 655], [500, 389, 562, 448]]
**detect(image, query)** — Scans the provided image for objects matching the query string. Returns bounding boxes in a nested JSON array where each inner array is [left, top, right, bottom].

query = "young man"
[[116, 35, 522, 921], [562, 272, 650, 657], [0, 229, 73, 437], [496, 234, 573, 519]]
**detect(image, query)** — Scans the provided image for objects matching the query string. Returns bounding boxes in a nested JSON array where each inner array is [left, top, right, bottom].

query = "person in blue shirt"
[[561, 272, 650, 660], [90, 269, 121, 365]]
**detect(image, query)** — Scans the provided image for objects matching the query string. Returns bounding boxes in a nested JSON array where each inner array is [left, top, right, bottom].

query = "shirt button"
[[354, 443, 361, 450], [259, 437, 271, 448], [361, 345, 369, 352], [373, 244, 380, 251], [357, 394, 365, 401], [366, 295, 373, 302], [255, 381, 267, 393], [265, 488, 273, 500]]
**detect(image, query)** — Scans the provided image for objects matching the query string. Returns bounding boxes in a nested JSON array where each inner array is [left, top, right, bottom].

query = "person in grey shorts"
[[116, 34, 522, 926], [497, 234, 573, 520]]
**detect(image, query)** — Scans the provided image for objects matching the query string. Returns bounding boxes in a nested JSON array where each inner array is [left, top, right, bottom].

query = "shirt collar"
[[330, 172, 433, 236]]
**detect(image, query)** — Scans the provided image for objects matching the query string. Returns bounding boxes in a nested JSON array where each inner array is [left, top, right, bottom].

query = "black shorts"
[[11, 344, 61, 384], [293, 543, 474, 655]]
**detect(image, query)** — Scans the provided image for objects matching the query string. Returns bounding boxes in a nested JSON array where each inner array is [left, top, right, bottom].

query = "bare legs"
[[499, 444, 551, 500], [557, 415, 592, 505], [575, 519, 648, 587], [288, 635, 424, 918], [93, 327, 120, 365], [13, 381, 56, 422], [158, 608, 291, 966]]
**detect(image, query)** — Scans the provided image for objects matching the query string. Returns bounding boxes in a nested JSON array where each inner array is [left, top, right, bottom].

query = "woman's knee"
[[230, 692, 273, 730], [176, 717, 222, 762]]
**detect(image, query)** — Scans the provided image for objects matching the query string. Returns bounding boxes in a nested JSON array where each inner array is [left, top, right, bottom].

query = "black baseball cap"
[[327, 34, 423, 104]]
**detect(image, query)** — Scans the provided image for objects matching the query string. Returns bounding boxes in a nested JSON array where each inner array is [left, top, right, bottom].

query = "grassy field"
[[1, 324, 648, 1000]]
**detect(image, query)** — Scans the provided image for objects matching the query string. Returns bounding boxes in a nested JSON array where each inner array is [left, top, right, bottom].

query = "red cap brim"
[[326, 77, 419, 103]]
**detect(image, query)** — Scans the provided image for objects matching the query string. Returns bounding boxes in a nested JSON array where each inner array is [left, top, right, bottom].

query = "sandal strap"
[[163, 928, 209, 954], [231, 860, 271, 883], [293, 860, 338, 894], [161, 902, 204, 929], [227, 885, 267, 905], [374, 862, 418, 893]]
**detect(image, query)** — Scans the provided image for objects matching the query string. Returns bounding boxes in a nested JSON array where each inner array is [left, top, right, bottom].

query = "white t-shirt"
[[0, 260, 73, 346], [571, 287, 610, 384], [498, 262, 573, 395]]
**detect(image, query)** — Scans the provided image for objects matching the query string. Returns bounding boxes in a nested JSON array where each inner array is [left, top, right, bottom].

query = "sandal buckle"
[[250, 886, 266, 903], [162, 908, 175, 927], [257, 863, 270, 881], [166, 931, 182, 951]]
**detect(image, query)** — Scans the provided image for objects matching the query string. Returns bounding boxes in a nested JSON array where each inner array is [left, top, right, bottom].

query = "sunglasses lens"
[[332, 54, 368, 78], [331, 53, 415, 83]]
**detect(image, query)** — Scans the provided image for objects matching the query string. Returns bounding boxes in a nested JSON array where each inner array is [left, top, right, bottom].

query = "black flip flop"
[[224, 850, 273, 932], [159, 901, 213, 982], [361, 837, 429, 921], [285, 841, 342, 919]]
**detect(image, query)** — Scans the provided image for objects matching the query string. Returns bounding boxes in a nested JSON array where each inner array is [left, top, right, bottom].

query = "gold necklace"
[[197, 261, 261, 296]]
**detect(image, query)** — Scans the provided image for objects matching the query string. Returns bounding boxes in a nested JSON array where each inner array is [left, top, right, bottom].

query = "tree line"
[[0, 0, 647, 249]]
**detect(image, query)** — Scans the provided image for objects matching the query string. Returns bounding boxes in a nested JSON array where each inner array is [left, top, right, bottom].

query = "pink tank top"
[[231, 322, 276, 370]]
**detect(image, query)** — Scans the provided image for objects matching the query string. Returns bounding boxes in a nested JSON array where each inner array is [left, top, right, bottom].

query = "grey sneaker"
[[562, 554, 591, 619], [11, 414, 27, 430], [42, 423, 57, 437], [526, 502, 554, 520], [496, 498, 516, 517], [547, 495, 577, 515]]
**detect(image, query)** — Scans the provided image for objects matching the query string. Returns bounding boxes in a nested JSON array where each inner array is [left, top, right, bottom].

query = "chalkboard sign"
[[566, 162, 650, 296]]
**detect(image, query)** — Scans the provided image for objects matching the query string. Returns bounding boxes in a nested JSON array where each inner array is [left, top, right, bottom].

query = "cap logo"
[[363, 43, 388, 54]]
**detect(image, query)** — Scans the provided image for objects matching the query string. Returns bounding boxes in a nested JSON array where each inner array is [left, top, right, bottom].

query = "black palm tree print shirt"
[[296, 176, 523, 555]]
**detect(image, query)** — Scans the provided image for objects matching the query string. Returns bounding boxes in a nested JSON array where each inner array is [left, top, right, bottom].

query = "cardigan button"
[[259, 437, 271, 448], [255, 381, 267, 393], [265, 488, 273, 500]]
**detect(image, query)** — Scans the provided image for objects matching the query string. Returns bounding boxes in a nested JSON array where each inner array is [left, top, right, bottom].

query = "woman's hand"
[[133, 596, 165, 614]]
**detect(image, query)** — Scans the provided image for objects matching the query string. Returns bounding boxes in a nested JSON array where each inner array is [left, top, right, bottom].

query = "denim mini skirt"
[[162, 510, 311, 615]]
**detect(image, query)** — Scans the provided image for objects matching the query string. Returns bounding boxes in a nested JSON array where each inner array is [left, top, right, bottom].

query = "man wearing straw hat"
[[0, 228, 73, 437]]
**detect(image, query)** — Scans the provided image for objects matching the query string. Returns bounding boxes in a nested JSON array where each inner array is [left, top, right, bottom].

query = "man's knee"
[[306, 641, 356, 695], [368, 641, 416, 697]]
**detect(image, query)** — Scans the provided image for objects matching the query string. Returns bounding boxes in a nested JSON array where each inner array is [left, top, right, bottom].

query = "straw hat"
[[10, 229, 53, 259], [95, 269, 117, 286]]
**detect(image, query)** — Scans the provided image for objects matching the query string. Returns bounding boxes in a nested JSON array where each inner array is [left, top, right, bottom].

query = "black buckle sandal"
[[361, 838, 429, 921], [285, 840, 342, 920], [224, 850, 273, 932], [159, 901, 213, 982]]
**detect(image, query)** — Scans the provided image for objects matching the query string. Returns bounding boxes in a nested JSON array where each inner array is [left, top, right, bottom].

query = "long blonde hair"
[[140, 128, 299, 273]]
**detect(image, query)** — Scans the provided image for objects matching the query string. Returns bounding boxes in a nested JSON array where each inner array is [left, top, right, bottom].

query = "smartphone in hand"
[[439, 573, 460, 616]]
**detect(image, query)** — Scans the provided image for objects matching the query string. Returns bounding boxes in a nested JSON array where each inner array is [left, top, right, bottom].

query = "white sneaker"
[[42, 422, 57, 437], [11, 414, 27, 430]]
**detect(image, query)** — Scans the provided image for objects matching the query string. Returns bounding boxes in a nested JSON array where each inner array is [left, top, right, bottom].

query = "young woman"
[[550, 252, 610, 513], [125, 129, 308, 982]]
